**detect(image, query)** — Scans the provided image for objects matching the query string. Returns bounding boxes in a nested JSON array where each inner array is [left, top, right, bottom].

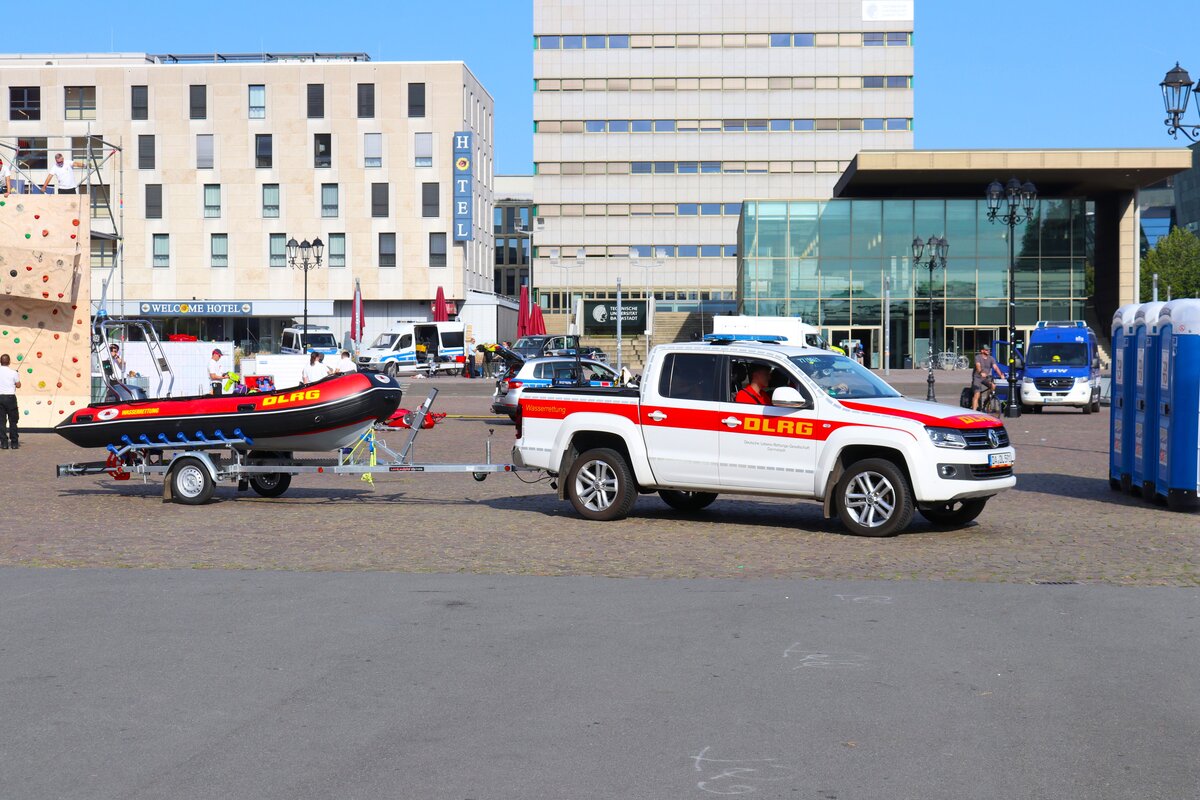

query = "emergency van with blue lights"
[[357, 320, 467, 376], [1018, 321, 1102, 413]]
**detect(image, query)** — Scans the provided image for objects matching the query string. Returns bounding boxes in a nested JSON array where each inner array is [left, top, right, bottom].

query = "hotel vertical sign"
[[453, 131, 474, 241]]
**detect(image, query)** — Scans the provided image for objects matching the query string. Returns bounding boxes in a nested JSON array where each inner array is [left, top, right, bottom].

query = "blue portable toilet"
[[1154, 299, 1200, 511], [1109, 304, 1140, 491], [1132, 301, 1166, 496]]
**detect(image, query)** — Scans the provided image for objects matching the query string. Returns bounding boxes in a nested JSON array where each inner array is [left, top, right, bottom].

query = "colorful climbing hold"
[[24, 233, 31, 239], [72, 218, 80, 226], [41, 230, 49, 237], [42, 275, 48, 282]]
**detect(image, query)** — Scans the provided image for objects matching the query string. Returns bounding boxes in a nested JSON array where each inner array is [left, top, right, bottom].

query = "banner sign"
[[453, 131, 473, 241], [862, 1, 913, 21], [582, 300, 647, 336], [139, 301, 253, 316]]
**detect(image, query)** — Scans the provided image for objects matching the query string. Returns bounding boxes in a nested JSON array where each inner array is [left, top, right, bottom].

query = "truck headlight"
[[1075, 377, 1090, 385], [1022, 377, 1034, 385], [926, 427, 968, 449]]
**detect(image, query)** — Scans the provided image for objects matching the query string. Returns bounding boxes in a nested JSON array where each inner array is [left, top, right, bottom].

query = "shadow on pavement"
[[1016, 472, 1171, 509]]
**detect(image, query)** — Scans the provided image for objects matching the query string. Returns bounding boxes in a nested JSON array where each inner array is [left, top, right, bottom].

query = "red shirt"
[[736, 385, 770, 405]]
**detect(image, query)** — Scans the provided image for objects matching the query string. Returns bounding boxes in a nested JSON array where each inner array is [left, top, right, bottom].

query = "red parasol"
[[517, 285, 530, 338], [528, 302, 547, 335], [433, 286, 449, 322]]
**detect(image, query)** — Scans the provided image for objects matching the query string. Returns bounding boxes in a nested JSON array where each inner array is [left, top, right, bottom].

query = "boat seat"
[[105, 383, 149, 403]]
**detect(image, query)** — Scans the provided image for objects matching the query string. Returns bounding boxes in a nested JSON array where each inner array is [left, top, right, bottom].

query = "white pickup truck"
[[513, 341, 1016, 536]]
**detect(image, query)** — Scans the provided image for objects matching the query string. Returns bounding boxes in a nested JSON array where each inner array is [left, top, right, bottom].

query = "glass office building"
[[738, 198, 1091, 369]]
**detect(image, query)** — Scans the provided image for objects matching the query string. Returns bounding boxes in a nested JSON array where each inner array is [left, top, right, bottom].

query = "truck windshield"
[[789, 353, 901, 399], [371, 334, 399, 349], [1026, 342, 1088, 366], [304, 334, 338, 349]]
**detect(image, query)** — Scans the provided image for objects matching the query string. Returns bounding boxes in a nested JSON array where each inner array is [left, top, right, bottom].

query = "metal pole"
[[883, 275, 890, 376], [615, 277, 623, 373], [1006, 217, 1020, 418], [303, 260, 309, 345], [926, 259, 936, 401], [1152, 272, 1159, 302]]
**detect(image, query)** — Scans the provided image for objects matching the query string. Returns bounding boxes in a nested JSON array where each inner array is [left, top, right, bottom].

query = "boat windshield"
[[1026, 342, 1088, 367], [371, 333, 399, 349], [304, 333, 338, 349], [789, 353, 901, 399]]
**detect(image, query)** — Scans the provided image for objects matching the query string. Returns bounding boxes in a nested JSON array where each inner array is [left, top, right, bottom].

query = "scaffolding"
[[0, 131, 124, 316]]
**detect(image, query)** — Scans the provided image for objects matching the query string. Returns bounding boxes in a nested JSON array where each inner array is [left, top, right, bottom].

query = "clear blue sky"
[[14, 1, 1200, 172]]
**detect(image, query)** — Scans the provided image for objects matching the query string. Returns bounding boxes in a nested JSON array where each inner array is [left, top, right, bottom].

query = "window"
[[307, 84, 324, 118], [189, 85, 207, 119], [677, 203, 697, 215], [794, 33, 815, 46], [364, 133, 382, 167], [65, 86, 96, 120], [585, 35, 605, 48], [608, 119, 629, 132], [357, 83, 375, 118], [262, 184, 279, 218], [255, 134, 272, 167], [10, 86, 41, 121], [136, 135, 154, 169], [863, 118, 885, 131], [91, 239, 115, 269], [700, 203, 722, 216], [408, 82, 426, 117], [887, 32, 909, 46], [632, 162, 651, 174], [654, 120, 675, 132], [770, 119, 791, 131], [794, 119, 815, 131], [314, 133, 332, 168], [130, 85, 148, 120], [90, 184, 111, 219], [563, 35, 583, 49], [414, 132, 432, 167], [422, 182, 439, 217], [269, 233, 286, 267], [210, 234, 228, 268], [371, 183, 389, 218], [864, 32, 885, 46], [700, 161, 721, 173], [152, 234, 170, 268], [677, 245, 699, 257], [196, 134, 214, 169], [203, 184, 221, 218], [71, 135, 103, 162], [609, 34, 629, 48], [632, 119, 652, 132], [886, 76, 909, 88], [657, 353, 720, 402], [700, 245, 722, 257], [585, 120, 606, 133], [429, 233, 447, 267], [328, 233, 346, 268], [770, 33, 792, 47], [863, 76, 885, 89], [248, 84, 266, 118], [678, 162, 698, 174], [379, 233, 396, 268], [321, 183, 338, 218], [145, 185, 162, 219], [886, 118, 909, 130]]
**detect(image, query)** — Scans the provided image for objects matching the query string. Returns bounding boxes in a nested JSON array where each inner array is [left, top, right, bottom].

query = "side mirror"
[[771, 386, 810, 409]]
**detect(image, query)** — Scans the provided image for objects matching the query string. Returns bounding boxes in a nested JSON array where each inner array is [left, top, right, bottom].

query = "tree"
[[1140, 226, 1200, 301]]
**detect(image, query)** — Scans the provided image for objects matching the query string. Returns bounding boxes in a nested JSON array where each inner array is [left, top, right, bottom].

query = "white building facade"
[[0, 52, 495, 352], [532, 0, 914, 318]]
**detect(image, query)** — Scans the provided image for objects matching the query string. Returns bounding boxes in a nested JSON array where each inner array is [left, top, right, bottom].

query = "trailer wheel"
[[249, 473, 291, 498], [566, 448, 637, 521], [170, 459, 215, 505], [659, 490, 718, 512]]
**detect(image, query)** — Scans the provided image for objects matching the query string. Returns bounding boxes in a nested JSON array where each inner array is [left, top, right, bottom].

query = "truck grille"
[[1034, 378, 1074, 390], [971, 464, 1013, 479], [961, 427, 1010, 449]]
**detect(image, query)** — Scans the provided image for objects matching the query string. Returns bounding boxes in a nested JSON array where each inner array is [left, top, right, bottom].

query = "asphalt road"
[[1, 568, 1196, 800]]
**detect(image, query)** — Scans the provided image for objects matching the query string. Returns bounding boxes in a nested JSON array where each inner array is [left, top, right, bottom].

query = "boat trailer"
[[56, 389, 525, 505]]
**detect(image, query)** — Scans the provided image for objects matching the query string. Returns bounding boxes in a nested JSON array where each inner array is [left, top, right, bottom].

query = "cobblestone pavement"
[[5, 372, 1197, 586]]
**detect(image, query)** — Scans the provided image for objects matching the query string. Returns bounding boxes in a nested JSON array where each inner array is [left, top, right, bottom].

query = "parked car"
[[491, 355, 618, 418], [511, 335, 607, 363]]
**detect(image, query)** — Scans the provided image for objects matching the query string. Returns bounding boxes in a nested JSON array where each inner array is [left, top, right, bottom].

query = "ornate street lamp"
[[1160, 63, 1200, 142], [912, 234, 949, 401], [985, 178, 1037, 418], [286, 236, 324, 347]]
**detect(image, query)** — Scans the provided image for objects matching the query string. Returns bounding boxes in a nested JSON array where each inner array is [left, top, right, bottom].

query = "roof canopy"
[[834, 149, 1195, 198]]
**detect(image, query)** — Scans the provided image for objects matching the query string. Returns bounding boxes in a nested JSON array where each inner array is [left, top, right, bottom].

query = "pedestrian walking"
[[0, 353, 21, 450]]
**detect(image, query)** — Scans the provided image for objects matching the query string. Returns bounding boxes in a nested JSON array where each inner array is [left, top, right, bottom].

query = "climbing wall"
[[0, 194, 90, 429]]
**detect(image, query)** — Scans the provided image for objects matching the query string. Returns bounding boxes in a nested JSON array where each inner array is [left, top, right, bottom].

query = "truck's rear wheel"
[[566, 448, 637, 521], [249, 473, 291, 498], [659, 490, 718, 512], [386, 362, 400, 378], [919, 497, 987, 527], [835, 458, 913, 537]]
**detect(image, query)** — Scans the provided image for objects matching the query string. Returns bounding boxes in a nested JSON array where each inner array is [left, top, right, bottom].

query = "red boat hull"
[[55, 372, 403, 451]]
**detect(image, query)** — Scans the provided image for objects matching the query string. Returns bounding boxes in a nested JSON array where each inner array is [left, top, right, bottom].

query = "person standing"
[[41, 153, 83, 194], [0, 353, 21, 450], [208, 348, 228, 395], [0, 155, 13, 196], [108, 343, 127, 382]]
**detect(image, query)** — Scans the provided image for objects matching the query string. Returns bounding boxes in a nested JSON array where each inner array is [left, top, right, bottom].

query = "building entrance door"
[[825, 326, 883, 369]]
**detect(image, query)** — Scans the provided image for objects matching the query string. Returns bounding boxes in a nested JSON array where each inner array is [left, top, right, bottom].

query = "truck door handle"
[[721, 416, 742, 428], [648, 410, 667, 422]]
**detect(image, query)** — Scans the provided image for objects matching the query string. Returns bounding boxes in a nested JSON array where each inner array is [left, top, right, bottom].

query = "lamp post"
[[286, 236, 324, 347], [1160, 62, 1200, 141], [911, 235, 949, 401], [985, 178, 1037, 418]]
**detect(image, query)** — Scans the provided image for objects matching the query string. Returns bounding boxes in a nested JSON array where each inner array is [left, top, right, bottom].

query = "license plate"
[[1044, 396, 1060, 402], [989, 451, 1014, 468]]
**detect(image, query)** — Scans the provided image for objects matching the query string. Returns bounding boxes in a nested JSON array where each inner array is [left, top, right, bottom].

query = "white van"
[[357, 320, 467, 376], [280, 325, 340, 356], [709, 316, 832, 350]]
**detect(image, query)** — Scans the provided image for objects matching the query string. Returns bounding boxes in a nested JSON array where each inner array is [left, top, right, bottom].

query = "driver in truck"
[[735, 364, 773, 405]]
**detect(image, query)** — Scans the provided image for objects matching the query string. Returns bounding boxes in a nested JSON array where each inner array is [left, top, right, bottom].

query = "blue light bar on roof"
[[702, 333, 785, 343]]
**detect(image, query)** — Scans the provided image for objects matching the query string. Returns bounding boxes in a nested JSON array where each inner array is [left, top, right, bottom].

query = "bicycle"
[[977, 381, 1000, 415]]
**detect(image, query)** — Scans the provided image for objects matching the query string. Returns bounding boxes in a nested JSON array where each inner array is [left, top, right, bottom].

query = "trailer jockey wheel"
[[105, 452, 131, 481]]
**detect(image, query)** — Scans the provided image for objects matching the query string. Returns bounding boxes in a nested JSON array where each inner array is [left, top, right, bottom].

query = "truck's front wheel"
[[567, 448, 637, 521], [835, 458, 914, 537]]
